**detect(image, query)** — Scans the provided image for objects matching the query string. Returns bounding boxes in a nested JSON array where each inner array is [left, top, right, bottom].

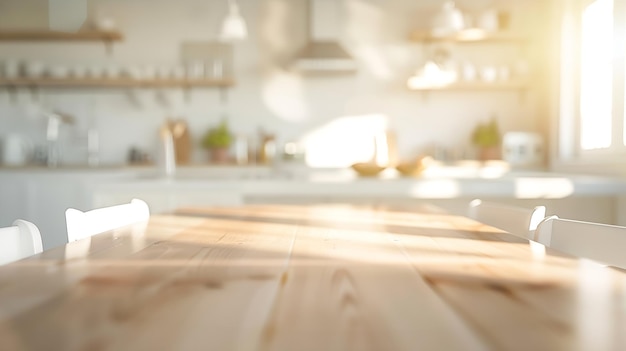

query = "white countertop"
[[4, 161, 626, 200], [4, 162, 626, 250], [76, 163, 626, 199]]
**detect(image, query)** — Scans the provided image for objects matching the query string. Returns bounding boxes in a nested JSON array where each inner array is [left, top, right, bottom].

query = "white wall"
[[0, 0, 551, 166]]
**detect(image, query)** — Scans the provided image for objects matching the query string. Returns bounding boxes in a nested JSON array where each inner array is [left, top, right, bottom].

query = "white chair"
[[0, 220, 44, 265], [65, 198, 150, 242], [535, 216, 626, 269], [468, 199, 546, 240]]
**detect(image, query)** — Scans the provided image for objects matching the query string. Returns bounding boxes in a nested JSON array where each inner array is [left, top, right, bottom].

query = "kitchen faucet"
[[43, 111, 74, 167]]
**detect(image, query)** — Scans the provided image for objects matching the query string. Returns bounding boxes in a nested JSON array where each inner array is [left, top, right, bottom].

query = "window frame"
[[555, 0, 626, 172]]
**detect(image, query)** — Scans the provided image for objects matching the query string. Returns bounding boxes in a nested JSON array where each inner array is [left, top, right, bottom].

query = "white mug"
[[432, 1, 465, 36], [4, 60, 20, 78], [480, 66, 498, 82], [2, 134, 33, 166], [479, 9, 499, 32]]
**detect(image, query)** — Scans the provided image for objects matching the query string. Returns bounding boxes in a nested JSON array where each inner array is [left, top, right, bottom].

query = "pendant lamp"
[[220, 0, 248, 41]]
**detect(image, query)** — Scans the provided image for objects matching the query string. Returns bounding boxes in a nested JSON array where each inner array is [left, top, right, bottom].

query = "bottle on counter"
[[234, 134, 249, 165], [372, 129, 398, 167], [167, 118, 192, 165], [259, 134, 276, 165], [257, 128, 276, 165], [157, 124, 176, 177], [282, 140, 305, 162], [87, 129, 99, 167]]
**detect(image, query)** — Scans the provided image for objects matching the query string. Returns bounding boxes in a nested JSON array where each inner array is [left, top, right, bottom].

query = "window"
[[579, 0, 613, 150], [559, 0, 626, 163]]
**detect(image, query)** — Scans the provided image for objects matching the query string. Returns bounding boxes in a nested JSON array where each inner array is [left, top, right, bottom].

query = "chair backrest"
[[0, 220, 44, 265], [65, 198, 150, 242], [535, 216, 626, 269], [468, 199, 546, 240]]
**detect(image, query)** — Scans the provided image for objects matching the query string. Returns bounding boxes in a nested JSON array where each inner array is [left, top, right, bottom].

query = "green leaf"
[[201, 121, 233, 148], [471, 118, 501, 147]]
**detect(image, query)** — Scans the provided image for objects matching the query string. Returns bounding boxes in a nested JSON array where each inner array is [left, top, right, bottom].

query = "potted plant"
[[201, 120, 233, 164], [471, 118, 501, 161]]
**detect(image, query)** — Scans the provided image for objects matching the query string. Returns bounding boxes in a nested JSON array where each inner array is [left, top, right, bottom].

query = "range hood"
[[292, 0, 357, 73]]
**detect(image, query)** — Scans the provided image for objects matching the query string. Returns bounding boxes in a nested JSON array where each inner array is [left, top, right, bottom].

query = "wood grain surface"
[[0, 204, 625, 351]]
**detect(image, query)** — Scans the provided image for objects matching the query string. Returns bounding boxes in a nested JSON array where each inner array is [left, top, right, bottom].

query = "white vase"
[[432, 1, 465, 36], [479, 9, 499, 32]]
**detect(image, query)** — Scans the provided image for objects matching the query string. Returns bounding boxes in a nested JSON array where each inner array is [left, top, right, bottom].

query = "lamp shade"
[[220, 0, 247, 41]]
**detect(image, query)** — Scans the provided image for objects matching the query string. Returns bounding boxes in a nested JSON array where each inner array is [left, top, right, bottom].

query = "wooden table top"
[[1, 204, 625, 351]]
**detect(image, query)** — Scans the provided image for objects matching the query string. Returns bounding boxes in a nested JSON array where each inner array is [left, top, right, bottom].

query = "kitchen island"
[[2, 163, 626, 249]]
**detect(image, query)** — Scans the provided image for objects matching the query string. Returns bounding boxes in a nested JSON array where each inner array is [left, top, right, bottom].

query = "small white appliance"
[[502, 132, 544, 169], [1, 134, 33, 166]]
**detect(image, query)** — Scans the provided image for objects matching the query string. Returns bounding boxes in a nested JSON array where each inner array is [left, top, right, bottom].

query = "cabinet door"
[[93, 190, 174, 215], [0, 174, 30, 226], [92, 184, 243, 215], [29, 175, 86, 249], [169, 188, 243, 209]]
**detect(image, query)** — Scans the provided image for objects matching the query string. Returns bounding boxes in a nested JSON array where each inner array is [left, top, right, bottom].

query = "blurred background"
[[0, 0, 552, 168]]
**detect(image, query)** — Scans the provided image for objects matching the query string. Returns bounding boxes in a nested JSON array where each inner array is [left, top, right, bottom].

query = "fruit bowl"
[[395, 156, 432, 177], [351, 162, 386, 177]]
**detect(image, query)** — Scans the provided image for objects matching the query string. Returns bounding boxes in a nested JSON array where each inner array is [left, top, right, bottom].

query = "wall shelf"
[[409, 30, 526, 44], [408, 81, 528, 91], [0, 77, 234, 89], [0, 29, 124, 54], [406, 29, 531, 96], [0, 30, 123, 42]]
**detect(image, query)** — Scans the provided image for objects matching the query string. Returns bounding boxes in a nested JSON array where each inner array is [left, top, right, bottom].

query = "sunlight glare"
[[303, 114, 388, 168], [580, 0, 613, 150], [577, 258, 613, 350], [514, 178, 574, 199], [408, 180, 460, 198], [262, 70, 309, 122], [529, 240, 546, 259], [407, 61, 458, 90], [344, 0, 399, 80], [64, 236, 92, 261]]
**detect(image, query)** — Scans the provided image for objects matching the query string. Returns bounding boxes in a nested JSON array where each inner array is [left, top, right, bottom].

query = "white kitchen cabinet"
[[28, 175, 86, 249], [0, 173, 84, 248], [2, 166, 626, 250], [92, 180, 244, 214], [0, 178, 30, 227], [0, 169, 133, 249]]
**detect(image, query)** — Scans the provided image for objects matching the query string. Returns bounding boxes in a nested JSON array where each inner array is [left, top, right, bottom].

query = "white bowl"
[[87, 66, 104, 78], [25, 61, 45, 78], [71, 66, 87, 78], [49, 65, 69, 79], [96, 18, 117, 31]]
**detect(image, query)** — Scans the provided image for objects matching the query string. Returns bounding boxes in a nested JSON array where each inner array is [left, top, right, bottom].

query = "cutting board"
[[162, 118, 192, 165]]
